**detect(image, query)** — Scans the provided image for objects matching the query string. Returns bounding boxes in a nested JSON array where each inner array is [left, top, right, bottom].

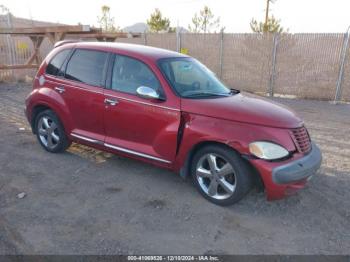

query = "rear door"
[[46, 48, 109, 142], [103, 54, 181, 164]]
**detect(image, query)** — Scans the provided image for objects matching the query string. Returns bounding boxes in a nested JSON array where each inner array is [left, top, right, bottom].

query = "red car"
[[25, 42, 322, 206]]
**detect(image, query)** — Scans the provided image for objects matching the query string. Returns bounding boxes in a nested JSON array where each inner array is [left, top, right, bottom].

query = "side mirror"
[[136, 86, 161, 100]]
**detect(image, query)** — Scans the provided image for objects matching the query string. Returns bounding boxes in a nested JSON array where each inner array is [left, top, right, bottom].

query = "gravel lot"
[[0, 83, 349, 255]]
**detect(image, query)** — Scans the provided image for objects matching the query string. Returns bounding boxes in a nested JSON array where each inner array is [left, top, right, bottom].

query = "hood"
[[181, 92, 303, 128]]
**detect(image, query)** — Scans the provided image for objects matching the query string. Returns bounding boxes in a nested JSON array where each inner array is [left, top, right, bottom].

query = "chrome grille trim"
[[290, 126, 311, 154]]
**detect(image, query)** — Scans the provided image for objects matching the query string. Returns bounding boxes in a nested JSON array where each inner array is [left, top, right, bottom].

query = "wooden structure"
[[0, 25, 140, 70]]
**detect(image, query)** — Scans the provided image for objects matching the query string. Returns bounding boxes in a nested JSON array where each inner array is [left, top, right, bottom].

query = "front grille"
[[290, 126, 311, 154]]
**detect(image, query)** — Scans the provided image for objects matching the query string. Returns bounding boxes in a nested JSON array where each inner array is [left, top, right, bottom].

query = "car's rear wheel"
[[35, 109, 70, 153], [191, 144, 253, 206]]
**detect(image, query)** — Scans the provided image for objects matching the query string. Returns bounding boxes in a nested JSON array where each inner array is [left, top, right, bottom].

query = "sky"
[[1, 0, 350, 33]]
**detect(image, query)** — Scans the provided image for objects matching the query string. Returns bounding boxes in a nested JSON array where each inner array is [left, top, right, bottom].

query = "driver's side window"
[[111, 55, 161, 95]]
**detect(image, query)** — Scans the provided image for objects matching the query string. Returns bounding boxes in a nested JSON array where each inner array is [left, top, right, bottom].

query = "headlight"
[[249, 141, 289, 160]]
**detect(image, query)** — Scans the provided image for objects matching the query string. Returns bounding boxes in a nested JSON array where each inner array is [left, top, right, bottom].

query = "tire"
[[191, 144, 253, 206], [34, 109, 71, 153]]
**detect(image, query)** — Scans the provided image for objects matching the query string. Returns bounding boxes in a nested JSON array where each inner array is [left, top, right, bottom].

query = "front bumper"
[[272, 142, 322, 184], [249, 142, 322, 200]]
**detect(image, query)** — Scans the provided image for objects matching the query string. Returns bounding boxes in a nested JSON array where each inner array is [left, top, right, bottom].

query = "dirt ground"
[[0, 83, 349, 255]]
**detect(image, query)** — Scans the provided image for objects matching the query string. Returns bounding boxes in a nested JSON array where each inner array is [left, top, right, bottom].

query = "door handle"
[[54, 86, 65, 94], [104, 98, 118, 106]]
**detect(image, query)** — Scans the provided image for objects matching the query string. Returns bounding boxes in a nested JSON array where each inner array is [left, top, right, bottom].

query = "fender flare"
[[28, 88, 74, 134]]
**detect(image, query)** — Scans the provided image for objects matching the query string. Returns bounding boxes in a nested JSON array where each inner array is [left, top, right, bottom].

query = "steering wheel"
[[191, 81, 201, 90]]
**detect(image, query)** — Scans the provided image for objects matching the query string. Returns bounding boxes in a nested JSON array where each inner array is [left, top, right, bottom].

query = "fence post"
[[334, 26, 350, 103], [219, 29, 224, 79], [143, 31, 147, 45], [5, 13, 16, 81], [269, 33, 279, 97], [176, 30, 181, 53]]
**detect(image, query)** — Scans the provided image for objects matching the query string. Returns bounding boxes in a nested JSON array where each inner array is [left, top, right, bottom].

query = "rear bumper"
[[272, 142, 322, 184], [249, 142, 322, 200]]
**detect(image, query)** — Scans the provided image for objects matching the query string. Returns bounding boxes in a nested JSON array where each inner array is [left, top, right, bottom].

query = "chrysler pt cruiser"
[[25, 42, 322, 205]]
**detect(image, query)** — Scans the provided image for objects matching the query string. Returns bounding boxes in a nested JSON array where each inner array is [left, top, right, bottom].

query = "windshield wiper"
[[183, 92, 231, 98], [230, 88, 240, 95]]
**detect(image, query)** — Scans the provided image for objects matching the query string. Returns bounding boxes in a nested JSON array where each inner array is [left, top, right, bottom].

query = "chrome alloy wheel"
[[196, 153, 236, 200], [37, 116, 60, 150]]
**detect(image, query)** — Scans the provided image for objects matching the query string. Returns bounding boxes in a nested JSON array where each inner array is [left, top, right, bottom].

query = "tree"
[[97, 5, 118, 32], [147, 9, 171, 33], [250, 15, 285, 33], [0, 4, 10, 15], [250, 0, 286, 33], [188, 6, 221, 33]]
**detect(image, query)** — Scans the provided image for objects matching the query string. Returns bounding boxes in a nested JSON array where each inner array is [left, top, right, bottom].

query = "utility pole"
[[265, 0, 270, 26], [264, 0, 274, 31]]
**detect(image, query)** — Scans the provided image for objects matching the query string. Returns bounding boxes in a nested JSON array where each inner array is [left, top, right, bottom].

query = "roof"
[[70, 42, 188, 60]]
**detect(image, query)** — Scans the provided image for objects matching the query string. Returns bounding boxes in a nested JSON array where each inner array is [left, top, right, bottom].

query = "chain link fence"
[[119, 32, 350, 102], [1, 16, 350, 102], [0, 14, 55, 81], [274, 33, 345, 100]]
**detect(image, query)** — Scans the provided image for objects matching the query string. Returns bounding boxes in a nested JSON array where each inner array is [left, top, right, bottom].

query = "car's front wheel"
[[191, 144, 253, 206], [35, 109, 70, 153]]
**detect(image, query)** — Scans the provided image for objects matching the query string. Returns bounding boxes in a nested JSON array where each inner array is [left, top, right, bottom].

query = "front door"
[[103, 54, 181, 164]]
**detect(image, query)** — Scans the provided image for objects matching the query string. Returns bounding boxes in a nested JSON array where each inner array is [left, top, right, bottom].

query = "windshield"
[[158, 57, 237, 98]]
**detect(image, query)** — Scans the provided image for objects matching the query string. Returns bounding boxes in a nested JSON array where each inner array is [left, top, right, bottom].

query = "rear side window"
[[111, 55, 161, 95], [65, 49, 108, 87], [46, 49, 71, 76]]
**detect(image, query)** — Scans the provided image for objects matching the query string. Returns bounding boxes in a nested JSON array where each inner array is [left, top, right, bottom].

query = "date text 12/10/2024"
[[127, 256, 219, 261]]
